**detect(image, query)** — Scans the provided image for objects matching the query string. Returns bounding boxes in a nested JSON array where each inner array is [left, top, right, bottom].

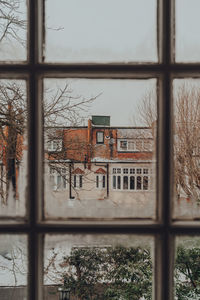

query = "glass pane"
[[176, 0, 200, 62], [173, 79, 200, 220], [175, 236, 200, 299], [0, 235, 27, 299], [0, 0, 27, 62], [45, 0, 158, 63], [43, 78, 157, 220], [0, 80, 27, 218], [44, 234, 154, 299]]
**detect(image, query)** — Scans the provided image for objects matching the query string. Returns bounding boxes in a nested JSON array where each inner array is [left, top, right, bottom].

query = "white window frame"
[[112, 167, 152, 191], [73, 174, 83, 189], [96, 131, 104, 144], [96, 174, 106, 189], [118, 138, 154, 152], [49, 167, 67, 191]]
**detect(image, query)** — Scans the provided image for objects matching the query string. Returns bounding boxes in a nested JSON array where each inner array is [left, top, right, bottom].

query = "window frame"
[[96, 131, 104, 144], [1, 1, 200, 300]]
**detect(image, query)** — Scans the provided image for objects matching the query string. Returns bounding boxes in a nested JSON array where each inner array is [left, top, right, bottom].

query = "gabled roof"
[[72, 167, 85, 174], [95, 168, 106, 174]]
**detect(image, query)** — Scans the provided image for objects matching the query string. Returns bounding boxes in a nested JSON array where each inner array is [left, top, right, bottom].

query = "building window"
[[123, 168, 128, 174], [119, 140, 128, 150], [118, 139, 153, 152], [130, 176, 135, 190], [143, 176, 149, 190], [73, 175, 83, 189], [49, 167, 67, 190], [96, 175, 106, 189], [47, 139, 62, 152], [136, 176, 142, 190], [123, 176, 128, 189], [112, 167, 150, 191], [113, 175, 116, 189], [96, 131, 104, 144]]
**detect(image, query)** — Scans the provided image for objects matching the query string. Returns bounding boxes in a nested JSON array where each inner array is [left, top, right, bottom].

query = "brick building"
[[44, 116, 156, 219]]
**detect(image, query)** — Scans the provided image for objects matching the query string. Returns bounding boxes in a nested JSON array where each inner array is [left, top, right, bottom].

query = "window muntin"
[[3, 1, 200, 300]]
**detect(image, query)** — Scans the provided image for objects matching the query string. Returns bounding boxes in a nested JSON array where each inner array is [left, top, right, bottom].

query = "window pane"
[[43, 78, 157, 220], [137, 176, 142, 190], [0, 235, 27, 299], [130, 176, 135, 190], [44, 234, 154, 299], [0, 80, 27, 218], [176, 0, 200, 62], [0, 0, 27, 62], [175, 236, 200, 299], [173, 79, 200, 220], [45, 0, 158, 63], [123, 176, 128, 190]]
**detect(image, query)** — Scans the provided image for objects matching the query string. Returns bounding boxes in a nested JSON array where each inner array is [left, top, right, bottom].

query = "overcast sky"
[[45, 0, 157, 62], [44, 78, 156, 126]]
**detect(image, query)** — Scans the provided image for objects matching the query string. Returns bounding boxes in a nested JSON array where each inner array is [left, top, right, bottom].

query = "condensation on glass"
[[44, 234, 154, 299], [43, 78, 157, 220], [173, 79, 200, 220], [175, 0, 200, 62], [0, 0, 27, 62], [0, 235, 27, 299], [44, 0, 157, 63], [174, 236, 200, 299], [0, 80, 27, 218]]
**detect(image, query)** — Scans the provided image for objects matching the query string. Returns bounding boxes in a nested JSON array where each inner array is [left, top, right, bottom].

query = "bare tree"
[[0, 80, 97, 202], [0, 0, 26, 45], [174, 84, 200, 203], [137, 89, 157, 127], [136, 84, 200, 203]]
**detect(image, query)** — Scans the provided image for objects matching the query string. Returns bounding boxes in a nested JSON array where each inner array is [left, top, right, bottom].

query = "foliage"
[[175, 246, 200, 300], [62, 246, 152, 300]]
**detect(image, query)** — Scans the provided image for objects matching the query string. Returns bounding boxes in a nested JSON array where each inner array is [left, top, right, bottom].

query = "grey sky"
[[45, 0, 157, 62], [176, 0, 200, 62], [44, 78, 156, 126]]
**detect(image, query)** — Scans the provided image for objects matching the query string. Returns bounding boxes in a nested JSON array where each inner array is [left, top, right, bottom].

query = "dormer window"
[[96, 131, 104, 144]]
